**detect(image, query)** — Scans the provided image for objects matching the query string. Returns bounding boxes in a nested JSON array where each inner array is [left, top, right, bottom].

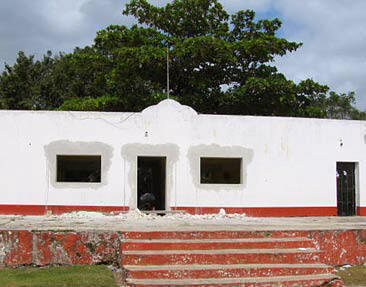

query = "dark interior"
[[337, 162, 356, 216], [137, 156, 166, 211], [57, 155, 101, 183], [200, 157, 241, 184]]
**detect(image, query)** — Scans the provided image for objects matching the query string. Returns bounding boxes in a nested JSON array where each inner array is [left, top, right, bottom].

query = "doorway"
[[336, 162, 356, 216], [137, 157, 166, 211]]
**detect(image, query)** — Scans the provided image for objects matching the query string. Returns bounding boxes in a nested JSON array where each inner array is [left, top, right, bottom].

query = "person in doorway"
[[138, 167, 156, 210], [139, 192, 156, 211]]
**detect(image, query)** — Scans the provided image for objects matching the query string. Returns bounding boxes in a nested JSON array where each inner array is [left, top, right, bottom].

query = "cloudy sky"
[[1, 0, 365, 109]]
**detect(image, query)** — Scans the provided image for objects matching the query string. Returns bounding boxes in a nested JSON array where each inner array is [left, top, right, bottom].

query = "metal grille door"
[[336, 162, 356, 216]]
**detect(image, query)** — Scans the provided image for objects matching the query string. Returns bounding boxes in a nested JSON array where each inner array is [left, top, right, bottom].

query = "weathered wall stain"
[[309, 229, 366, 265], [0, 230, 122, 266], [0, 228, 363, 287]]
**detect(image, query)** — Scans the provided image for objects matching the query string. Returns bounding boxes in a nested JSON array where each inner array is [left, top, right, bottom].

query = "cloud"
[[220, 0, 272, 13], [210, 0, 366, 108], [271, 0, 366, 108], [0, 0, 130, 65]]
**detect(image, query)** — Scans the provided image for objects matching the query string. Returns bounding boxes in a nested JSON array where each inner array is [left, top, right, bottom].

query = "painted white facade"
[[0, 99, 365, 215]]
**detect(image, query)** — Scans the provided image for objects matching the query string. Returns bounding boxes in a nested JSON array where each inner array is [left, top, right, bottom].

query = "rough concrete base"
[[1, 214, 366, 231], [0, 216, 365, 287], [0, 230, 121, 266], [0, 229, 365, 267]]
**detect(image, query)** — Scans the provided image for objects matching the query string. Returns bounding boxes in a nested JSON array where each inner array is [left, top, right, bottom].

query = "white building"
[[0, 99, 364, 216]]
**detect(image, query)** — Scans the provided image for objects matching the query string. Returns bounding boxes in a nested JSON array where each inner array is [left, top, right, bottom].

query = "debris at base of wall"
[[107, 264, 121, 273], [56, 209, 256, 226], [0, 209, 262, 232], [59, 211, 108, 219], [337, 264, 352, 271], [218, 208, 226, 216]]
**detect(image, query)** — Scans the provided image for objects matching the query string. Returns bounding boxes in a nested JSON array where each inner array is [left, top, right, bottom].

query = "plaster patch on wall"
[[188, 144, 254, 191], [121, 144, 179, 209], [44, 140, 113, 189]]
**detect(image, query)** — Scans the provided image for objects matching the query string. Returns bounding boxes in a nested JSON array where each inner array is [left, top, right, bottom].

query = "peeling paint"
[[1, 228, 362, 286], [0, 230, 122, 267]]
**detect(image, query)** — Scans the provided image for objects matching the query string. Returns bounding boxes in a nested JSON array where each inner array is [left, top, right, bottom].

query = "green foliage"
[[0, 0, 364, 119], [335, 265, 366, 285], [59, 96, 121, 111], [0, 265, 118, 287], [325, 91, 366, 120], [120, 0, 304, 114], [0, 51, 77, 110], [0, 51, 48, 110]]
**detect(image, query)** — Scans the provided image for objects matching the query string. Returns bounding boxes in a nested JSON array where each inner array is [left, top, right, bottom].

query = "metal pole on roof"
[[167, 46, 170, 99]]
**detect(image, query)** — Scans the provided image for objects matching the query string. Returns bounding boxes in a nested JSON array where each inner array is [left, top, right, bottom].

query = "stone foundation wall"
[[0, 230, 121, 266], [0, 229, 365, 267]]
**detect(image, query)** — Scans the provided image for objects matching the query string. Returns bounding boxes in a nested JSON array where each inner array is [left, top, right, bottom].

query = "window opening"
[[57, 155, 101, 183], [200, 157, 241, 184]]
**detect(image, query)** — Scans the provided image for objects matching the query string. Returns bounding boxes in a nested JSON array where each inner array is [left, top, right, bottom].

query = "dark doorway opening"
[[138, 157, 166, 211], [337, 162, 356, 216]]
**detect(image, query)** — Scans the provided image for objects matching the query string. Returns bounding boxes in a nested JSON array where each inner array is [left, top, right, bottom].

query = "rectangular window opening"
[[200, 157, 241, 184], [57, 155, 101, 183]]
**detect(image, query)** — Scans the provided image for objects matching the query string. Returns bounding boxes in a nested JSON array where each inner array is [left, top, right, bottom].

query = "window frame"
[[56, 154, 102, 183], [200, 157, 242, 185]]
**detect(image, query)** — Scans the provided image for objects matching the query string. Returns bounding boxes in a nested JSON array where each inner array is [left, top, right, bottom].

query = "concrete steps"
[[124, 263, 333, 279], [121, 231, 342, 287], [125, 274, 338, 287], [121, 237, 315, 251]]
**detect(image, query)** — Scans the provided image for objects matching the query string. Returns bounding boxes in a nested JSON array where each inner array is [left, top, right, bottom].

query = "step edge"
[[122, 237, 313, 243], [126, 273, 338, 284], [122, 248, 320, 255], [123, 263, 333, 271]]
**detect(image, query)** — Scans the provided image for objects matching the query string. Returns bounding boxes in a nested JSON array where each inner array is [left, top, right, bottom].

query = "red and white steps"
[[120, 230, 342, 286]]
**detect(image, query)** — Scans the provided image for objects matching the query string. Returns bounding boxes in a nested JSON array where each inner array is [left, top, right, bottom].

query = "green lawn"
[[0, 265, 119, 287], [336, 265, 366, 286]]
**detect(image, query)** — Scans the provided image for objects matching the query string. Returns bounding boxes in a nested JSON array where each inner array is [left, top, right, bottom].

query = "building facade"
[[0, 99, 364, 216]]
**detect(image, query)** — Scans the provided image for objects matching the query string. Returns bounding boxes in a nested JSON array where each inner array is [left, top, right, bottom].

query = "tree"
[[0, 51, 42, 109], [325, 92, 366, 120], [116, 1, 305, 114], [0, 0, 364, 119], [0, 51, 70, 110]]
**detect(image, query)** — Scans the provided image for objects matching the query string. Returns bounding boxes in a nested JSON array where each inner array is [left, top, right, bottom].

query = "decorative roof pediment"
[[141, 99, 197, 123]]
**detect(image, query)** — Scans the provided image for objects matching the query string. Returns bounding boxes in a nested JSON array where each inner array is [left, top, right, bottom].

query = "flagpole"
[[167, 46, 170, 99]]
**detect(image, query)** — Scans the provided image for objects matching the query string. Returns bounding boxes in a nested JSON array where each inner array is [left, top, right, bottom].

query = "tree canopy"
[[0, 0, 364, 119]]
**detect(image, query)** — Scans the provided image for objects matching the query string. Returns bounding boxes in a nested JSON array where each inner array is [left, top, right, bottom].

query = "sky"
[[1, 0, 365, 109]]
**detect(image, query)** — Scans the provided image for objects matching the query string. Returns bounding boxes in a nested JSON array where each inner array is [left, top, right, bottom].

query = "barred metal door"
[[336, 162, 356, 216]]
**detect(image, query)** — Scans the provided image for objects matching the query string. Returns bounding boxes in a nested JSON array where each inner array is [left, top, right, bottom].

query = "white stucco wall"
[[0, 99, 365, 212]]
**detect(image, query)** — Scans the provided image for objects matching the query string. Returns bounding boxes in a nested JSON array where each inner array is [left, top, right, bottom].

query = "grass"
[[4, 264, 366, 287], [0, 265, 119, 287], [336, 265, 366, 285]]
